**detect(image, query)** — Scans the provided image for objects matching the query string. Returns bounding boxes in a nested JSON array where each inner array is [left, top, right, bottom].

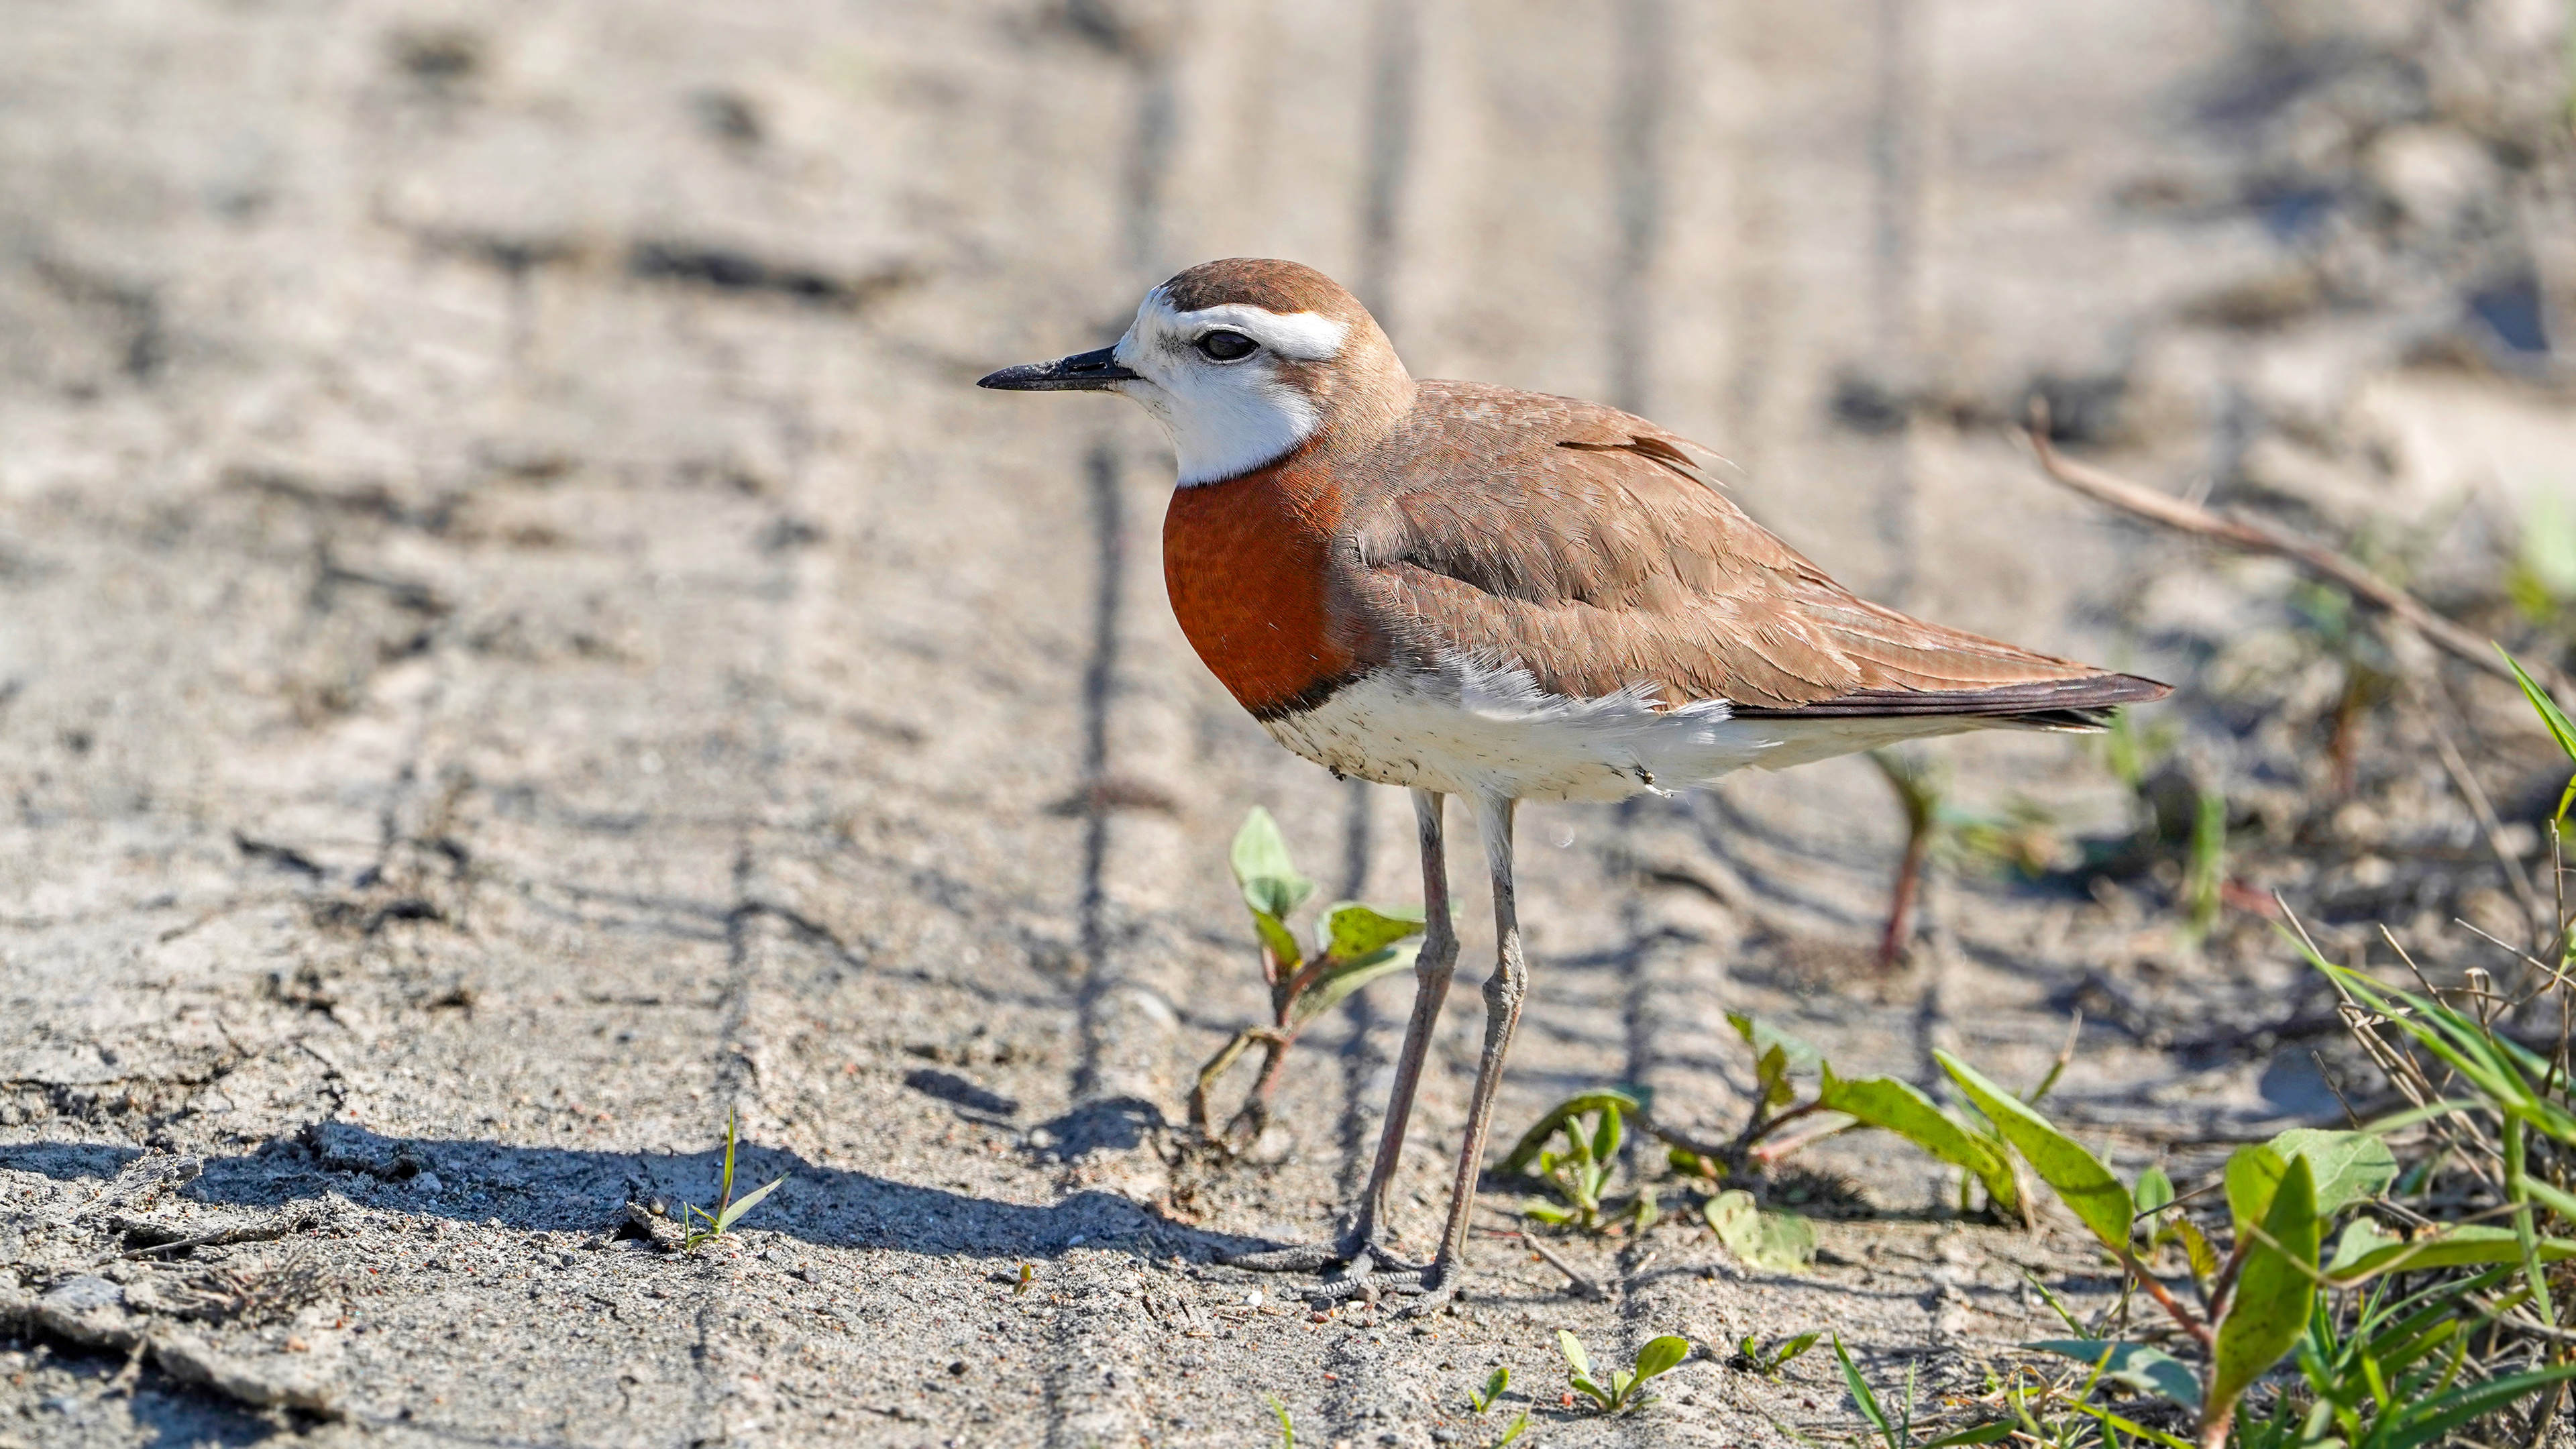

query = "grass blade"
[[1833, 1335, 1897, 1449], [714, 1173, 786, 1233]]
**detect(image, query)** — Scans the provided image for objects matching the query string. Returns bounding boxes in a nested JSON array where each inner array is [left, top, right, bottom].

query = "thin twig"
[[2406, 674, 2551, 957], [106, 1209, 323, 1262], [2022, 400, 2576, 708], [1516, 1230, 1609, 1301]]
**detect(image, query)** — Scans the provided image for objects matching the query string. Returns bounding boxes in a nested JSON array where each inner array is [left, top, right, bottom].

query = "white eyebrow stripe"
[[1156, 299, 1349, 362]]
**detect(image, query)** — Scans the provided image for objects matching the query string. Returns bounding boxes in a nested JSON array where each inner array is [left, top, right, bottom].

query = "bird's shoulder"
[[1345, 380, 1826, 608]]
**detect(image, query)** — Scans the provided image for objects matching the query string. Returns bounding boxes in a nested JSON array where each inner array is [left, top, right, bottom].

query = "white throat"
[[1110, 289, 1348, 486]]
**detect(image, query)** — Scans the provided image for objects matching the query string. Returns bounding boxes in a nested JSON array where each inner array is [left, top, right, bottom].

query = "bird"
[[978, 257, 2167, 1311]]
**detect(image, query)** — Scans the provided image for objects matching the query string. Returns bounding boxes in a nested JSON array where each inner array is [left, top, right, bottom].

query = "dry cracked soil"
[[6, 0, 2575, 1445]]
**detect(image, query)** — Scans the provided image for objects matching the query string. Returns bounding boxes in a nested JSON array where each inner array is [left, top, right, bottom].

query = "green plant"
[[1013, 1262, 1034, 1295], [1833, 1334, 2017, 1447], [1467, 1365, 1509, 1413], [1493, 1411, 1530, 1447], [1869, 751, 2068, 968], [2185, 782, 2228, 942], [1503, 1016, 2086, 1268], [1831, 643, 2576, 1449], [680, 1108, 786, 1252], [1501, 1089, 1658, 1234], [1671, 1012, 2048, 1222], [1267, 1393, 1293, 1447], [2504, 645, 2576, 833], [1872, 749, 1943, 969], [1938, 1028, 2576, 1446], [1735, 1329, 1823, 1376], [1705, 1189, 1817, 1273], [1557, 1330, 1691, 1414], [2508, 492, 2576, 635], [2100, 699, 2180, 798], [1190, 808, 1427, 1149]]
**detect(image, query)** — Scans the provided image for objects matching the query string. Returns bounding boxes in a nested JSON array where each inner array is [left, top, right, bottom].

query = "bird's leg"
[[1381, 794, 1523, 1313], [1304, 796, 1523, 1312], [1229, 790, 1458, 1287]]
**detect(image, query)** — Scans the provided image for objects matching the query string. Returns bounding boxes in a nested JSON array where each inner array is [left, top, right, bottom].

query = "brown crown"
[[1159, 258, 1371, 323]]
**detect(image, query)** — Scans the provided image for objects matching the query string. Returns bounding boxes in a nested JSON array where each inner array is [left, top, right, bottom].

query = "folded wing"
[[1346, 384, 2167, 727]]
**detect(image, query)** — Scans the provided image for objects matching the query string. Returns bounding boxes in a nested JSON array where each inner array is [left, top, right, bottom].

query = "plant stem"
[[2118, 1245, 2214, 1351], [1880, 822, 1930, 970]]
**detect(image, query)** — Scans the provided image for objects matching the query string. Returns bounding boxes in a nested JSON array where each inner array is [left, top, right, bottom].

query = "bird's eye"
[[1195, 329, 1257, 362]]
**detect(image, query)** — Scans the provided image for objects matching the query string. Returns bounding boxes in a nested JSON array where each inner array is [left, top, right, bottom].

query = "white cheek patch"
[[1111, 288, 1350, 486]]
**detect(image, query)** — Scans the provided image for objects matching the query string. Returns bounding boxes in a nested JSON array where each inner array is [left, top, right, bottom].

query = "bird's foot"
[[1224, 1222, 1429, 1299], [1302, 1256, 1461, 1316]]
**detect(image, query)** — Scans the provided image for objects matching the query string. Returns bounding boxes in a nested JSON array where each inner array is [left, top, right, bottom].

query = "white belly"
[[1260, 661, 1979, 803]]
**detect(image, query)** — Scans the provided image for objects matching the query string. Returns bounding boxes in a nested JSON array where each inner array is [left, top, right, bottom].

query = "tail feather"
[[1727, 672, 2169, 729]]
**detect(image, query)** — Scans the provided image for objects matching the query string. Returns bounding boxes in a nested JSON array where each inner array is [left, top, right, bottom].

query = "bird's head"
[[978, 258, 1413, 486]]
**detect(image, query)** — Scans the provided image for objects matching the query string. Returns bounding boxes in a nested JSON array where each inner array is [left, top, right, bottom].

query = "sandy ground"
[[5, 0, 2573, 1444]]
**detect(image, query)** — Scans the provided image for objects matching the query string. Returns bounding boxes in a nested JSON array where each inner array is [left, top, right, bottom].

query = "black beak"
[[976, 345, 1140, 392]]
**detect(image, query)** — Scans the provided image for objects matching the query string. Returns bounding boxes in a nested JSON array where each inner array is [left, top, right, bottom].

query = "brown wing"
[[1344, 382, 2166, 719]]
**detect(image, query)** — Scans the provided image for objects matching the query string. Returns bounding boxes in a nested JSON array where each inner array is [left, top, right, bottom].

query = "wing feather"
[[1344, 383, 2167, 720]]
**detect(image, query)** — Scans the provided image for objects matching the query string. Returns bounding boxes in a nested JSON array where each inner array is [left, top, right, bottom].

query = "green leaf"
[[1631, 1335, 1693, 1383], [1833, 1335, 1897, 1449], [1557, 1330, 1592, 1381], [2023, 1340, 2202, 1408], [1707, 1190, 1817, 1273], [1499, 1090, 1644, 1177], [2174, 1218, 2219, 1285], [2059, 1399, 2202, 1449], [1936, 1051, 2131, 1251], [1470, 1365, 1508, 1412], [2500, 647, 2576, 817], [1495, 1410, 1530, 1447], [1315, 901, 1424, 962], [1819, 1071, 2021, 1216], [1289, 945, 1417, 1023], [1248, 907, 1304, 975], [2210, 1154, 2318, 1426], [1232, 808, 1316, 920], [2264, 1128, 2396, 1216], [1755, 1044, 1795, 1108], [1521, 1199, 1576, 1226], [2324, 1220, 2576, 1283], [2224, 1142, 2290, 1235], [715, 1173, 786, 1232], [1267, 1392, 1295, 1448], [1590, 1103, 1623, 1163], [1728, 1007, 1805, 1108], [2133, 1165, 2174, 1218]]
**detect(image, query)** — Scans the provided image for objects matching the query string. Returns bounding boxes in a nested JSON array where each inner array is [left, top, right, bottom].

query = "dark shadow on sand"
[[0, 1122, 1269, 1263]]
